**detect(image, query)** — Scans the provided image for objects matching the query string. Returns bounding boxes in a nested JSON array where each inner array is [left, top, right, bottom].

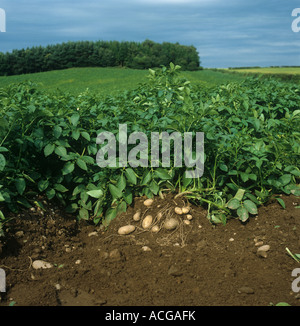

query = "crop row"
[[0, 64, 299, 235]]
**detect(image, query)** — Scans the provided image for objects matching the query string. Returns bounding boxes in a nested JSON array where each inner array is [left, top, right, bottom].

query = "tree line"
[[0, 39, 201, 76]]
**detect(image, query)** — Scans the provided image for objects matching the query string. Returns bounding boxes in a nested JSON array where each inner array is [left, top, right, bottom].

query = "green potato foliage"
[[0, 64, 299, 235]]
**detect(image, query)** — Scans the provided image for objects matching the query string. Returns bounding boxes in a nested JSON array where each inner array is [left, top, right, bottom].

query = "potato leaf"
[[141, 170, 152, 185], [103, 207, 118, 226], [275, 197, 286, 209], [53, 125, 62, 138], [109, 184, 123, 199], [227, 198, 241, 210], [76, 158, 87, 171], [243, 200, 258, 215], [234, 189, 245, 201], [153, 168, 171, 180], [237, 206, 249, 222], [81, 131, 90, 141], [0, 154, 6, 171], [44, 143, 55, 157], [70, 113, 80, 126], [55, 146, 67, 157], [86, 189, 103, 199], [117, 201, 127, 214], [125, 168, 137, 185], [79, 207, 89, 220], [117, 174, 126, 192], [15, 178, 26, 195], [62, 162, 75, 175], [38, 180, 49, 192]]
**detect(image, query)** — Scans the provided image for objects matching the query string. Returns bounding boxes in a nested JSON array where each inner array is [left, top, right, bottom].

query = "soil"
[[0, 193, 299, 307]]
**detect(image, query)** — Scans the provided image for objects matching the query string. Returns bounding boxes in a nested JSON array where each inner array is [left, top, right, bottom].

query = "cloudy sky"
[[0, 0, 299, 68]]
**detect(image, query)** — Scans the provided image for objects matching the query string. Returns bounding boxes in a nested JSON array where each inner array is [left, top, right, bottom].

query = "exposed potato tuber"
[[174, 207, 183, 215], [164, 218, 179, 230], [182, 206, 190, 214], [151, 225, 160, 233], [133, 210, 141, 221], [143, 199, 154, 207], [118, 225, 136, 235], [142, 215, 153, 229]]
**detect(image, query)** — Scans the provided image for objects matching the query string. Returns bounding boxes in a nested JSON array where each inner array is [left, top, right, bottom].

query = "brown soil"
[[0, 193, 299, 306]]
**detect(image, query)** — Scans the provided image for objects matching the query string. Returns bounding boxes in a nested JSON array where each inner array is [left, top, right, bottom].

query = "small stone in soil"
[[257, 245, 270, 258], [238, 286, 254, 294], [168, 265, 183, 277]]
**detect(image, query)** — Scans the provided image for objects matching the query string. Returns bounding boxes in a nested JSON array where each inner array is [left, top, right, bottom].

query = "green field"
[[183, 69, 247, 87], [0, 67, 248, 96], [0, 68, 148, 96], [228, 67, 300, 76], [1, 66, 298, 97]]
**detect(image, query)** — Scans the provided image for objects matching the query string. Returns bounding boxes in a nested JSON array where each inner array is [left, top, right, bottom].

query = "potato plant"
[[0, 64, 299, 235]]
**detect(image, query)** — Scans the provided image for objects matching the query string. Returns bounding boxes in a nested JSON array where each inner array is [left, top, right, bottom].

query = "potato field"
[[0, 64, 299, 306]]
